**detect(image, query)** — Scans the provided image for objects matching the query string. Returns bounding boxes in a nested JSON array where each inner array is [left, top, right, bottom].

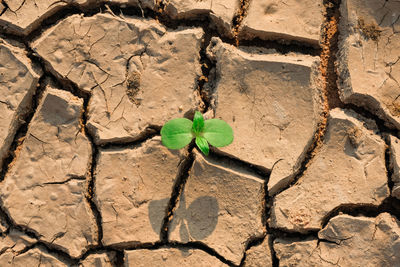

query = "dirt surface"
[[0, 0, 399, 266], [239, 0, 324, 46]]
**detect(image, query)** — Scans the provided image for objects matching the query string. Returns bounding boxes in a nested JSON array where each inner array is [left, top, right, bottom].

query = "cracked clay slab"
[[0, 87, 97, 258], [32, 14, 203, 145], [206, 38, 323, 195], [0, 229, 68, 266], [274, 213, 400, 266], [2, 248, 67, 266], [0, 0, 69, 35], [0, 0, 96, 36], [168, 150, 265, 265], [270, 109, 389, 233], [124, 247, 228, 267], [337, 0, 400, 129], [274, 238, 324, 267], [0, 38, 41, 170], [0, 229, 36, 263], [164, 0, 239, 37], [239, 0, 324, 46], [94, 137, 184, 246], [0, 0, 160, 36]]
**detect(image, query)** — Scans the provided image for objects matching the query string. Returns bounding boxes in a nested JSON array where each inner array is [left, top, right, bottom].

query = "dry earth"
[[0, 0, 399, 266]]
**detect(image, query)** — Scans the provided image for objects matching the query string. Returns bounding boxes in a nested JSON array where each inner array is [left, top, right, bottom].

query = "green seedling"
[[161, 111, 233, 155]]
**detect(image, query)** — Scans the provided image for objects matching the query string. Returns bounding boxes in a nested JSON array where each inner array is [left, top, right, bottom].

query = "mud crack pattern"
[[0, 0, 399, 266]]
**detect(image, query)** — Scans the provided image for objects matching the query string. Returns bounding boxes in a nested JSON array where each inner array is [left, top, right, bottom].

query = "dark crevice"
[[232, 0, 251, 44], [74, 243, 150, 264], [342, 103, 400, 138], [27, 243, 119, 265], [122, 241, 236, 267], [238, 37, 321, 56], [209, 148, 270, 179], [33, 242, 76, 264], [385, 135, 395, 192], [170, 241, 236, 267], [262, 177, 270, 231], [97, 126, 160, 150], [269, 235, 279, 267], [197, 21, 216, 112], [0, 0, 8, 17], [42, 175, 86, 185], [320, 197, 400, 228], [160, 145, 195, 242], [91, 240, 236, 266], [347, 100, 400, 135], [322, 0, 342, 110], [11, 0, 25, 13], [266, 226, 319, 240], [156, 0, 166, 13], [114, 250, 125, 267], [81, 91, 104, 248], [105, 241, 165, 251]]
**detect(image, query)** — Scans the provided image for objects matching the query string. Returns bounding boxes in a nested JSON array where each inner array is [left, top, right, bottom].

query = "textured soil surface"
[[0, 0, 399, 266]]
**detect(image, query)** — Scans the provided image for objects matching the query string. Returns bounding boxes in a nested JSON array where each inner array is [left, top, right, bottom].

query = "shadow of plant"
[[148, 192, 219, 242]]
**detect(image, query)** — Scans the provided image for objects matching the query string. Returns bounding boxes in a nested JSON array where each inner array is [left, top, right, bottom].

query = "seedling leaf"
[[203, 119, 234, 147], [161, 118, 193, 149], [160, 112, 234, 156], [195, 136, 209, 156], [192, 111, 204, 135]]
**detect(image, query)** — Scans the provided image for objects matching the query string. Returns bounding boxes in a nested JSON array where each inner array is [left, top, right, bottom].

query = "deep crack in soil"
[[161, 146, 195, 242], [231, 0, 251, 45], [320, 197, 400, 228], [82, 94, 105, 248], [322, 0, 342, 110]]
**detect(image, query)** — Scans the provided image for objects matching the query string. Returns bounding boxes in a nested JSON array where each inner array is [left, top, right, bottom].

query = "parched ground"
[[0, 0, 399, 266]]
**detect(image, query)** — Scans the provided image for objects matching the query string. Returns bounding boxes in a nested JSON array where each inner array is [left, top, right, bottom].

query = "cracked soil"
[[0, 0, 400, 266]]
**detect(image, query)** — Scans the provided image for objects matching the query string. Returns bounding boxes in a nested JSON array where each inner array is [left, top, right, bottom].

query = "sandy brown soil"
[[0, 0, 399, 266]]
